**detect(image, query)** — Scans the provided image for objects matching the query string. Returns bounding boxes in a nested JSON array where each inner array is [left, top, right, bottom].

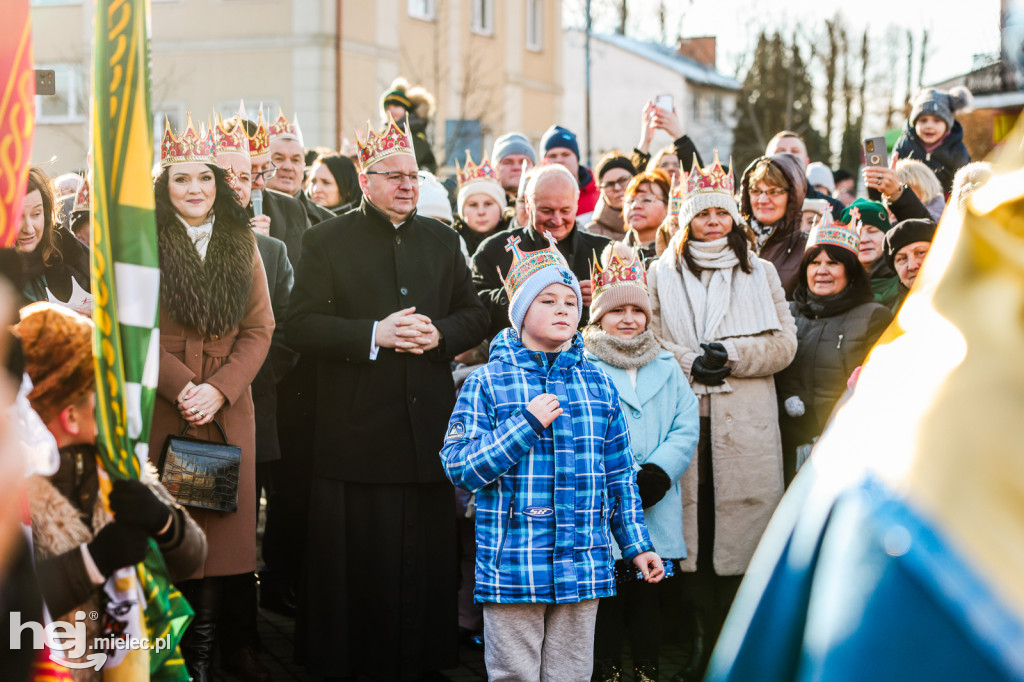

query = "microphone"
[[251, 189, 263, 216]]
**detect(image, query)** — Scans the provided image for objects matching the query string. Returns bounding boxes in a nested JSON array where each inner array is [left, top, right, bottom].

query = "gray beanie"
[[491, 133, 537, 165], [910, 86, 974, 130]]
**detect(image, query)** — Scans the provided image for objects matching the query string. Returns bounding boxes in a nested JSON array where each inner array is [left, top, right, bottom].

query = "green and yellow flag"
[[0, 0, 34, 246], [90, 0, 192, 679]]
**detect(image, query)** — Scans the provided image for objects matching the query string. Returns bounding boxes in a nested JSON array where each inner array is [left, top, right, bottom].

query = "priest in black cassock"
[[286, 115, 489, 681]]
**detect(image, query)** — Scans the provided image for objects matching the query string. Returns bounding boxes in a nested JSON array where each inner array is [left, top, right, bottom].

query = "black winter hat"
[[595, 153, 637, 181], [885, 218, 937, 271]]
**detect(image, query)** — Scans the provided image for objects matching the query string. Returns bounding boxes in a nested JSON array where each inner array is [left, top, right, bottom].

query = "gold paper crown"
[[268, 107, 303, 145], [212, 113, 250, 158], [807, 205, 860, 255], [668, 169, 685, 217], [160, 111, 215, 167], [72, 177, 90, 214], [498, 233, 571, 303], [591, 245, 648, 299], [684, 150, 734, 196], [247, 107, 271, 158], [356, 113, 415, 170], [456, 151, 500, 188]]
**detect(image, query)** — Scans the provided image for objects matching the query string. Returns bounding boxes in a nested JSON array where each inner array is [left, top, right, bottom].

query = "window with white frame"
[[526, 0, 543, 51], [691, 94, 701, 123], [408, 0, 435, 20], [36, 64, 85, 124], [471, 0, 494, 35]]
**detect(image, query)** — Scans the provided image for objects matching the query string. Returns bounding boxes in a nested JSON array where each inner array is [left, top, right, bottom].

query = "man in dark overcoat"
[[286, 118, 489, 681]]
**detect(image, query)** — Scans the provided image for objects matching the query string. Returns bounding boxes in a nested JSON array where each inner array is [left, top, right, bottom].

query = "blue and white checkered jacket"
[[441, 329, 654, 604]]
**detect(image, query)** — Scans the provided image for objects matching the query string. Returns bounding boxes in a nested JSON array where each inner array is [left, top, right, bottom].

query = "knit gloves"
[[691, 342, 731, 386], [637, 463, 671, 509], [87, 523, 149, 578], [109, 480, 173, 539]]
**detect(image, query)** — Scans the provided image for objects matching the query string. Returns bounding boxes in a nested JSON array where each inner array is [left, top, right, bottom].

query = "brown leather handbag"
[[157, 419, 240, 513]]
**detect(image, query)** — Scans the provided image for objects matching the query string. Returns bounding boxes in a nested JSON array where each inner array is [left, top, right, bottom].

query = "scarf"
[[177, 214, 214, 261], [793, 284, 871, 319], [583, 327, 661, 370], [656, 234, 782, 394], [748, 219, 774, 249]]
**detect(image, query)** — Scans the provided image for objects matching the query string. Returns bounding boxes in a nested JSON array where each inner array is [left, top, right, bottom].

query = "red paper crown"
[[212, 114, 250, 159], [268, 107, 303, 144], [456, 151, 499, 188], [591, 246, 647, 298], [246, 107, 271, 158], [160, 111, 214, 167], [685, 150, 734, 196], [72, 177, 90, 214], [668, 170, 685, 217], [498, 233, 569, 302], [807, 206, 860, 255], [356, 113, 415, 170]]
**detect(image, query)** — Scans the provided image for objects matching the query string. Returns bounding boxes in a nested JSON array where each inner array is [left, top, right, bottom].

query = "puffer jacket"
[[441, 329, 653, 604], [893, 119, 971, 195], [775, 290, 893, 483]]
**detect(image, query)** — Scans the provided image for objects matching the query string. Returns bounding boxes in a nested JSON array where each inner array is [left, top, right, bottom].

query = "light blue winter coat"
[[585, 349, 700, 560]]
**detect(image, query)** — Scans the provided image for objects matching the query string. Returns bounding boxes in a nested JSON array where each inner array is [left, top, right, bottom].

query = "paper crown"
[[516, 159, 530, 200], [498, 233, 571, 303], [668, 169, 685, 217], [356, 113, 415, 170], [807, 206, 860, 254], [591, 245, 647, 298], [212, 113, 250, 158], [684, 150, 734, 196], [456, 151, 500, 188], [72, 177, 90, 214], [268, 107, 303, 145], [247, 107, 271, 158], [160, 111, 215, 167]]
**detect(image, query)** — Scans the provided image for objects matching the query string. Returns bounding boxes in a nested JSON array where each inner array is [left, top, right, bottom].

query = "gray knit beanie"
[[910, 87, 974, 130], [491, 133, 537, 165]]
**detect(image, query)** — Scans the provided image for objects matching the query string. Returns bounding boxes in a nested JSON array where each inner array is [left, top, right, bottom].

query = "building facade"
[[30, 0, 563, 175]]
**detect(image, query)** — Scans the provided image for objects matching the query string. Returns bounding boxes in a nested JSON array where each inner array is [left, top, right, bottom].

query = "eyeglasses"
[[252, 164, 278, 181], [749, 188, 788, 198], [624, 197, 665, 207], [600, 178, 630, 190], [365, 171, 420, 186]]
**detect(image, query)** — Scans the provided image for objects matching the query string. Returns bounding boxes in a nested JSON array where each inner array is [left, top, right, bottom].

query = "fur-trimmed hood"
[[158, 212, 256, 336], [740, 153, 807, 247]]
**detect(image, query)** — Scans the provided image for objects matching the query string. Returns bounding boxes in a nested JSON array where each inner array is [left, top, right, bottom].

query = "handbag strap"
[[178, 418, 230, 444]]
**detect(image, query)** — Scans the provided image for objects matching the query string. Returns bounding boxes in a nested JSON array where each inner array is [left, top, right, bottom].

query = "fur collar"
[[158, 213, 255, 335], [582, 327, 660, 369]]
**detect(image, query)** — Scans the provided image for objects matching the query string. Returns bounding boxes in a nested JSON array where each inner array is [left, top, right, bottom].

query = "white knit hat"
[[416, 171, 453, 225], [457, 179, 507, 218]]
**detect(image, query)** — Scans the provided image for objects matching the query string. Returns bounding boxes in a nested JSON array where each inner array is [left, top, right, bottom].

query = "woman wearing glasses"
[[739, 154, 809, 298], [648, 154, 796, 680], [585, 152, 637, 241], [622, 169, 671, 261]]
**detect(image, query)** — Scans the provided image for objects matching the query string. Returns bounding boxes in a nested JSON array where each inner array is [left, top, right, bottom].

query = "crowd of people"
[[2, 75, 998, 682]]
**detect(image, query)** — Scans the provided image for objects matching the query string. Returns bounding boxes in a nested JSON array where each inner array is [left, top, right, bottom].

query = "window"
[[444, 119, 482, 168], [408, 0, 435, 20], [471, 0, 494, 35], [711, 95, 723, 123], [35, 64, 85, 124], [526, 0, 543, 51], [691, 94, 701, 123]]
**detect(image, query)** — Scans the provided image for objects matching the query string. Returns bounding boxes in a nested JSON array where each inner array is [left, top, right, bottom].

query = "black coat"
[[775, 293, 892, 483], [260, 189, 309, 270], [252, 234, 297, 463], [286, 198, 489, 483], [471, 223, 610, 338], [893, 120, 971, 195], [297, 191, 336, 227]]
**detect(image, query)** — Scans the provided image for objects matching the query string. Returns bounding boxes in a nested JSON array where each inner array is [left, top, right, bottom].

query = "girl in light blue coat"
[[584, 241, 700, 682]]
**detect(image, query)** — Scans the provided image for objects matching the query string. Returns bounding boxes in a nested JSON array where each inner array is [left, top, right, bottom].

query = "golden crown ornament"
[[591, 245, 648, 298], [807, 206, 861, 255], [498, 233, 571, 303], [356, 113, 415, 170], [684, 150, 734, 196], [160, 111, 215, 167], [212, 113, 250, 158], [268, 107, 304, 145], [456, 151, 500, 188], [72, 177, 90, 214]]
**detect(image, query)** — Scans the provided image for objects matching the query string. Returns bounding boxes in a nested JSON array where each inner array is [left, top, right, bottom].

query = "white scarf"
[[656, 234, 782, 394], [177, 214, 214, 261]]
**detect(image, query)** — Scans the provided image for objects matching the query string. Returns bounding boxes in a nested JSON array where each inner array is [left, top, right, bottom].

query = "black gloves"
[[109, 480, 172, 537], [87, 522, 149, 578], [691, 342, 731, 386], [636, 463, 671, 509]]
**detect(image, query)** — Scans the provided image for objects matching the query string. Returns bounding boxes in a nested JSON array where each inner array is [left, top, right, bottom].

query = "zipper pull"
[[75, 451, 83, 478], [836, 333, 844, 350]]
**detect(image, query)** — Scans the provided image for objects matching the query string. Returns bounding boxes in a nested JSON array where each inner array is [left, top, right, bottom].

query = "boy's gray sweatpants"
[[482, 599, 600, 682]]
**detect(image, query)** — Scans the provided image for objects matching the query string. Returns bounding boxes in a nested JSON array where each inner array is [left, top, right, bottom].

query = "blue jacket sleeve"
[[441, 372, 541, 492], [644, 367, 700, 482], [603, 400, 655, 560]]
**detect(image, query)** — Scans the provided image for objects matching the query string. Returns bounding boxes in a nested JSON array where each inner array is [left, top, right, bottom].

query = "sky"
[[565, 0, 1004, 84]]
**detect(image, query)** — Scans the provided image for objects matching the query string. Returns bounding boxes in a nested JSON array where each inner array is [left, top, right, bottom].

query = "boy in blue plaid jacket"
[[442, 229, 663, 681]]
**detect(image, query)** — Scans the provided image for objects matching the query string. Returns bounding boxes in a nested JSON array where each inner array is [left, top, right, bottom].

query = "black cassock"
[[287, 197, 489, 679]]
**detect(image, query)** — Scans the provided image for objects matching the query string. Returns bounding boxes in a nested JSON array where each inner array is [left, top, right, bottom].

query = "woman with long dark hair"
[[307, 153, 361, 214], [775, 215, 893, 484], [148, 116, 273, 682], [648, 153, 796, 680]]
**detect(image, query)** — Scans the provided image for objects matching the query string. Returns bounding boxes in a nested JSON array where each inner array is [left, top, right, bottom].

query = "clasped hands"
[[177, 382, 226, 426], [691, 342, 731, 386], [376, 306, 440, 355]]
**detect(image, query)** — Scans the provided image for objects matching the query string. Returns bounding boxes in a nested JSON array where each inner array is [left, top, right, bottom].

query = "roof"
[[579, 30, 740, 91]]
